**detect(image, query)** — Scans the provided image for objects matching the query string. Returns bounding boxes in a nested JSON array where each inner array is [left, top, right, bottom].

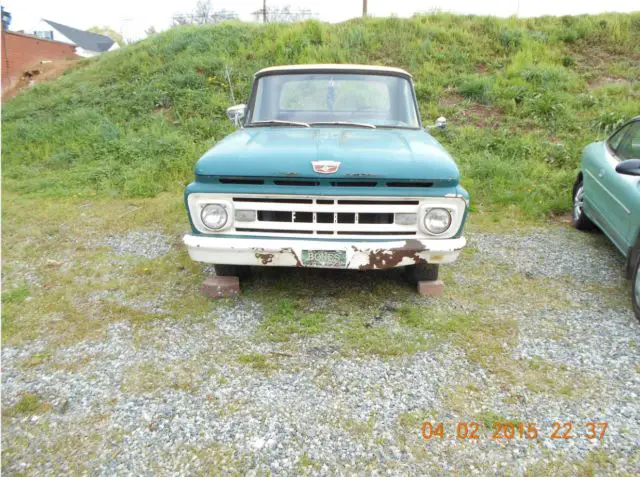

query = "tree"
[[145, 26, 157, 37], [172, 2, 238, 26], [194, 0, 213, 25], [250, 5, 314, 23], [88, 26, 125, 46], [172, 15, 190, 26]]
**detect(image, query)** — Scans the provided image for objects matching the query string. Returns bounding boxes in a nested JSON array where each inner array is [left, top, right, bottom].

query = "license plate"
[[301, 250, 346, 268]]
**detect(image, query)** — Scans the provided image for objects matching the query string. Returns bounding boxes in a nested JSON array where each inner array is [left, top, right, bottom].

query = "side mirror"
[[226, 104, 247, 127], [427, 116, 447, 131], [615, 159, 640, 176]]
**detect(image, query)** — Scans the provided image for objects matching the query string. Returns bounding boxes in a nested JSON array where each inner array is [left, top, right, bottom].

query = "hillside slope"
[[3, 13, 639, 217]]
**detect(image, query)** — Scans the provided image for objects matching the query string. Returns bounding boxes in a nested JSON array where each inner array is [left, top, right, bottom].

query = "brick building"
[[1, 28, 77, 94]]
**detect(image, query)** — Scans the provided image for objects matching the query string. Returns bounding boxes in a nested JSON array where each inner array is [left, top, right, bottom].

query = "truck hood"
[[195, 127, 459, 184]]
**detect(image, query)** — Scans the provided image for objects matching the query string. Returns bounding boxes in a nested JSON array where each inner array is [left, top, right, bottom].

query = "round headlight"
[[201, 204, 228, 230], [424, 208, 452, 235]]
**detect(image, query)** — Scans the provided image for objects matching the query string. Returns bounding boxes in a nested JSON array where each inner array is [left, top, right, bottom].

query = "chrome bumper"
[[183, 235, 466, 270]]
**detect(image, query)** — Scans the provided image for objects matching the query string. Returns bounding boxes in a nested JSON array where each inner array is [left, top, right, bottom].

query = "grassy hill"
[[3, 13, 639, 218]]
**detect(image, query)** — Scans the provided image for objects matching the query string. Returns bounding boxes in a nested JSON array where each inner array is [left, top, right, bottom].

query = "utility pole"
[[363, 0, 368, 17], [263, 0, 267, 23]]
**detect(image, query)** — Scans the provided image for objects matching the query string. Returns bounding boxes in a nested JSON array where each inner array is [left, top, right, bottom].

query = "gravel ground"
[[3, 226, 639, 475], [102, 231, 172, 260], [471, 228, 626, 283]]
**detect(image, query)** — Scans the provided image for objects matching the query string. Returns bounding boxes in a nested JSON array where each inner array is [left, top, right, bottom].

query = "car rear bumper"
[[183, 234, 466, 270]]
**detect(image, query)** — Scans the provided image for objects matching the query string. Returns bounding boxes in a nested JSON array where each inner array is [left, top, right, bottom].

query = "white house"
[[31, 19, 120, 57]]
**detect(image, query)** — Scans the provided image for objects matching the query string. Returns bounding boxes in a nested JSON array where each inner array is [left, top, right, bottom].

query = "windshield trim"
[[244, 123, 422, 131], [255, 66, 412, 80], [244, 71, 423, 129]]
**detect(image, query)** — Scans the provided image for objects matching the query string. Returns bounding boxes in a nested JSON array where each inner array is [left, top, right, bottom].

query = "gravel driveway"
[[2, 226, 639, 476]]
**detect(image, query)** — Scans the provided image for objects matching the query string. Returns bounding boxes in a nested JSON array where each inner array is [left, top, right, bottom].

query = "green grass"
[[3, 13, 639, 218], [0, 193, 212, 347], [525, 450, 622, 477], [3, 393, 50, 416], [257, 298, 330, 342], [1, 286, 30, 304], [237, 353, 281, 373], [476, 411, 518, 430]]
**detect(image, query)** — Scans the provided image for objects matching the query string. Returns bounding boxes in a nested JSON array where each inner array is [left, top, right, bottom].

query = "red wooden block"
[[417, 280, 444, 297], [201, 275, 240, 299]]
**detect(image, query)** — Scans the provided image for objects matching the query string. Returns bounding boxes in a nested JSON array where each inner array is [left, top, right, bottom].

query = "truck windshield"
[[248, 73, 420, 129]]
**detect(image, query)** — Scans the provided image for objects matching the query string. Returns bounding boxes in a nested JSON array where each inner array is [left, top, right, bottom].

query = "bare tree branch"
[[251, 5, 315, 23]]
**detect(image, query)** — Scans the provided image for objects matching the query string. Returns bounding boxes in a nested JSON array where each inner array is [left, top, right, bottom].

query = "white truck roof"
[[255, 64, 412, 78]]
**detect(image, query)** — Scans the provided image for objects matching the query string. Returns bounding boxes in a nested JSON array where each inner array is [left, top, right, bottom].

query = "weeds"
[[3, 13, 639, 217]]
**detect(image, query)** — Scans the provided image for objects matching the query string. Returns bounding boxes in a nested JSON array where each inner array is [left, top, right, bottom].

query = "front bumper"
[[183, 234, 466, 270]]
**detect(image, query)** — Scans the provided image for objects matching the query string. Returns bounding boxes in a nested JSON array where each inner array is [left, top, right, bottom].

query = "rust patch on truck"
[[358, 239, 427, 270], [254, 251, 275, 265], [254, 248, 303, 266], [284, 247, 303, 267]]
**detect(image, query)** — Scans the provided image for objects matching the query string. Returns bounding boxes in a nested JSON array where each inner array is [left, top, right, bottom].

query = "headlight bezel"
[[188, 196, 234, 233], [417, 199, 465, 238], [423, 207, 453, 235]]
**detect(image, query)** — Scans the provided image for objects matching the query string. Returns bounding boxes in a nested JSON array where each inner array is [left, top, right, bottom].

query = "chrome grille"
[[230, 196, 419, 238]]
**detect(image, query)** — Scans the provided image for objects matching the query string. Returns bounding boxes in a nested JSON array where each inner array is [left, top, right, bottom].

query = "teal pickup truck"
[[183, 65, 468, 284], [572, 116, 640, 319]]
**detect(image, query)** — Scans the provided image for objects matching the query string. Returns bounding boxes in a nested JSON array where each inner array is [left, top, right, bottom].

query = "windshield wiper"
[[309, 121, 376, 129], [248, 120, 310, 128]]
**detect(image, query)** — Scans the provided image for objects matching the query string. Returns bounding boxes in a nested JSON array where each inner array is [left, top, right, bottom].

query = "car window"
[[615, 121, 640, 160], [608, 124, 628, 152]]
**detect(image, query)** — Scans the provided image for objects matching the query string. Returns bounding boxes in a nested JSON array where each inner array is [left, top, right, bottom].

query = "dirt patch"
[[2, 59, 81, 101], [439, 94, 505, 129], [567, 43, 638, 89], [588, 76, 630, 89], [438, 92, 465, 109]]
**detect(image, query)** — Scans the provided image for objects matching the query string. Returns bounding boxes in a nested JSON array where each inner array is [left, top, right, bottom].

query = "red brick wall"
[[1, 29, 77, 92]]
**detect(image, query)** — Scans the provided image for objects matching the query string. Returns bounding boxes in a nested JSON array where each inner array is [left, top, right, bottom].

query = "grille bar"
[[240, 221, 413, 233], [230, 196, 419, 237], [232, 200, 416, 214]]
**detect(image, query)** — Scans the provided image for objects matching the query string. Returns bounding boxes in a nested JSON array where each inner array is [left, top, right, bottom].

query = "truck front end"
[[183, 65, 468, 278], [184, 181, 467, 270]]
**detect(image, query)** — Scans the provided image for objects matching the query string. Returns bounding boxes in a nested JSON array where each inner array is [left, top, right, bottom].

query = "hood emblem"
[[312, 161, 341, 174]]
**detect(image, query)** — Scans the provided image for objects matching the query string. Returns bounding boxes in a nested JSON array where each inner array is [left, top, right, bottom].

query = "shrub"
[[590, 112, 626, 136], [456, 75, 493, 103], [499, 28, 522, 51]]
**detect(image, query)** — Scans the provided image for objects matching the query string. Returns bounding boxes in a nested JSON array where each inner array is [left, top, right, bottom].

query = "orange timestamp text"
[[421, 421, 608, 441]]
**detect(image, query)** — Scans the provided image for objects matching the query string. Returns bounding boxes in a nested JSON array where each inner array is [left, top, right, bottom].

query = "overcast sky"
[[3, 0, 638, 42]]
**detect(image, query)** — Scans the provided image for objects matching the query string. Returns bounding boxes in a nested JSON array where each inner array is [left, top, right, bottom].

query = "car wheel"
[[213, 264, 252, 279], [571, 179, 595, 231], [406, 263, 439, 284], [632, 258, 640, 321]]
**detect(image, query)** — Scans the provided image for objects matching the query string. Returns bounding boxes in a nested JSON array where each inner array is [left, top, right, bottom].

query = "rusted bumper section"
[[183, 235, 466, 270]]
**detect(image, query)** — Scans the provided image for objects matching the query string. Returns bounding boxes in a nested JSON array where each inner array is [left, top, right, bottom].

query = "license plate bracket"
[[301, 249, 347, 268]]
